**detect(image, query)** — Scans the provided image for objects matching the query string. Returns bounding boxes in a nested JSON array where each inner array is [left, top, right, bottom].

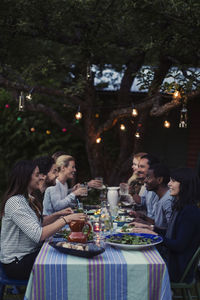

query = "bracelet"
[[60, 216, 68, 225]]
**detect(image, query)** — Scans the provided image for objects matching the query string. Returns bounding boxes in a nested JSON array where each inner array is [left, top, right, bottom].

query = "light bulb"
[[135, 132, 140, 138], [132, 108, 138, 117], [75, 111, 82, 120], [164, 120, 170, 128], [96, 137, 101, 143], [120, 124, 126, 130]]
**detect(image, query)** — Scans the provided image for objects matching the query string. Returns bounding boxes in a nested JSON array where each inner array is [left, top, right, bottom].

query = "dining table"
[[24, 234, 172, 300]]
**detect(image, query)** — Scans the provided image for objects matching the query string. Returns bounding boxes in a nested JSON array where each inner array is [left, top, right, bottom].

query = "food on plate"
[[106, 234, 160, 245], [56, 242, 89, 251]]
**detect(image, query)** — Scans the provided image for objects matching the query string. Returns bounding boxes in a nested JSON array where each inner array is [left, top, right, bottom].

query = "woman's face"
[[64, 160, 76, 179], [28, 166, 41, 192], [132, 158, 139, 174], [168, 178, 180, 196]]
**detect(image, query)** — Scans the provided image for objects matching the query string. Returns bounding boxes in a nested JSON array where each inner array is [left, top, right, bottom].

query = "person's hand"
[[73, 187, 87, 197], [130, 221, 151, 229], [72, 183, 81, 191], [130, 227, 158, 235], [87, 179, 103, 189], [59, 207, 73, 215], [65, 213, 86, 224]]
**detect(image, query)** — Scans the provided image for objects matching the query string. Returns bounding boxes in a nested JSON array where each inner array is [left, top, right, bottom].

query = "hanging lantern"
[[30, 127, 35, 132], [62, 128, 67, 132], [120, 124, 126, 131], [19, 92, 25, 111], [164, 120, 171, 128], [96, 137, 102, 143], [5, 104, 10, 108], [179, 106, 188, 128], [17, 117, 22, 121], [46, 130, 51, 135], [95, 113, 99, 118]]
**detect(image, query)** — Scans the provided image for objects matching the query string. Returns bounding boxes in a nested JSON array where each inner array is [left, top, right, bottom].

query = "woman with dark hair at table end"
[[0, 160, 86, 280], [132, 167, 200, 283]]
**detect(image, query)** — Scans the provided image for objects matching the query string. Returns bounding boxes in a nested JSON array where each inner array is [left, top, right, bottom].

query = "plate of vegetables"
[[105, 233, 163, 250]]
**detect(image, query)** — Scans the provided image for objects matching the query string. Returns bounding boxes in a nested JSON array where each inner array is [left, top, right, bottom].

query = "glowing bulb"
[[96, 137, 101, 143], [26, 94, 32, 101], [75, 111, 82, 120], [132, 108, 138, 117], [135, 132, 140, 138], [95, 113, 99, 118], [46, 130, 51, 135], [62, 128, 67, 132], [30, 127, 35, 132], [120, 124, 126, 130], [164, 120, 170, 128], [173, 90, 181, 99]]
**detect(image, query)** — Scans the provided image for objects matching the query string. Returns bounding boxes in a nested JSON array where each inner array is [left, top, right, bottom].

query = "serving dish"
[[105, 232, 163, 250], [49, 241, 105, 258]]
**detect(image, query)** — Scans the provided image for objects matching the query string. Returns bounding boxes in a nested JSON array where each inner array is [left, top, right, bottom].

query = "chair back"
[[179, 246, 200, 282]]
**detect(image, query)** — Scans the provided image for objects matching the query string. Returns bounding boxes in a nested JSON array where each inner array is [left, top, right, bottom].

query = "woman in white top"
[[0, 160, 85, 280], [43, 155, 102, 215]]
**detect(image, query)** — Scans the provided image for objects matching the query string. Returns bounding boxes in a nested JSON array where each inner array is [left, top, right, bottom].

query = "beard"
[[45, 176, 56, 187]]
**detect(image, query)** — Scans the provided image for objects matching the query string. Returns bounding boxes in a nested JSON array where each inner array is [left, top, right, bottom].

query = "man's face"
[[137, 158, 149, 179], [45, 163, 58, 187], [144, 169, 159, 191]]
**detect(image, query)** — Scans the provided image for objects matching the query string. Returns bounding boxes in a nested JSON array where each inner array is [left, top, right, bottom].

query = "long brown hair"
[[1, 160, 42, 219]]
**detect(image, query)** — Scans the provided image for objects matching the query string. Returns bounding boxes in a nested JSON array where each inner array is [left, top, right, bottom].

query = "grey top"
[[43, 179, 77, 215], [140, 188, 158, 219], [154, 189, 174, 229], [0, 195, 42, 264]]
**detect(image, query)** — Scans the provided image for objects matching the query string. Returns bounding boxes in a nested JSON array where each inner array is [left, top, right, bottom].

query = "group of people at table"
[[0, 150, 200, 291]]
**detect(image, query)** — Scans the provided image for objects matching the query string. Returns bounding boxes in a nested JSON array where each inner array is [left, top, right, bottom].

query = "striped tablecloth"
[[24, 240, 172, 300]]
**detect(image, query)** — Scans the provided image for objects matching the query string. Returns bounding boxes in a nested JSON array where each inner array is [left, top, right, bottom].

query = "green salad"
[[107, 234, 158, 245]]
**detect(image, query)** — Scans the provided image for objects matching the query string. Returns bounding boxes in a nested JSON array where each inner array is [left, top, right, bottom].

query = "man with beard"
[[130, 154, 160, 221], [131, 163, 174, 229], [33, 156, 73, 224]]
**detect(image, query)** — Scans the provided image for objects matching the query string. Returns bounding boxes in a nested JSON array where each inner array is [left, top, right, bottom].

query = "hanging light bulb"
[[26, 94, 32, 101], [75, 106, 82, 120], [120, 124, 126, 131], [164, 120, 171, 128], [135, 131, 140, 138], [19, 92, 25, 111], [132, 108, 138, 117], [179, 106, 188, 128], [75, 111, 82, 120], [96, 137, 102, 143], [173, 90, 181, 100]]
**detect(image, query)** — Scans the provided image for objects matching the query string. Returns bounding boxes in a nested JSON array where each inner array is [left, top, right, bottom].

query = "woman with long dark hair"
[[132, 167, 200, 283], [0, 160, 85, 280]]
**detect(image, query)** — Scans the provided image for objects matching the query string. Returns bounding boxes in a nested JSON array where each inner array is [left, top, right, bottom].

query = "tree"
[[0, 0, 200, 185]]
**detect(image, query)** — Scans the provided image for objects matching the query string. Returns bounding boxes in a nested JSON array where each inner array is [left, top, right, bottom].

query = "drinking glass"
[[95, 177, 103, 189], [119, 183, 129, 195]]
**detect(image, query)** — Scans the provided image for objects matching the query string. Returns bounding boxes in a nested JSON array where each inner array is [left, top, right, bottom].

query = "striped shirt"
[[43, 179, 77, 215], [0, 195, 42, 264]]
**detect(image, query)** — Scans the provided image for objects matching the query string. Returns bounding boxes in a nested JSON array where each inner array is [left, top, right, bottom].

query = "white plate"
[[105, 233, 163, 250]]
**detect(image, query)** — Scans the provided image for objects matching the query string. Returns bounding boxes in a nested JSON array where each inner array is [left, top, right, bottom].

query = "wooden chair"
[[0, 262, 28, 300], [171, 247, 200, 300]]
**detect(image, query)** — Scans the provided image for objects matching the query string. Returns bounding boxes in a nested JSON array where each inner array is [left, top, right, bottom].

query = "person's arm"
[[42, 207, 73, 226], [40, 213, 86, 241]]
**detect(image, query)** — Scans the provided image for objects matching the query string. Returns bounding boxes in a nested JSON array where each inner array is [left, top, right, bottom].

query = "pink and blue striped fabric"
[[24, 241, 172, 300]]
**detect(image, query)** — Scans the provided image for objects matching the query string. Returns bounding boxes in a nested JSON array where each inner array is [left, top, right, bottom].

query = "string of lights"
[[1, 89, 187, 142]]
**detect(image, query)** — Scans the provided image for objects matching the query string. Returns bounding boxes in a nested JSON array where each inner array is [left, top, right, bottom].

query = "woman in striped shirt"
[[0, 160, 85, 280]]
